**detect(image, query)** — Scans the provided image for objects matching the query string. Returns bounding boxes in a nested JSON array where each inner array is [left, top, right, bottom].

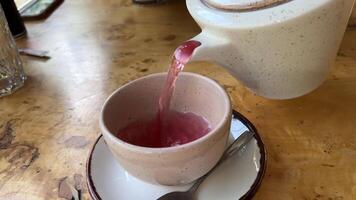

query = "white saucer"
[[86, 110, 266, 200]]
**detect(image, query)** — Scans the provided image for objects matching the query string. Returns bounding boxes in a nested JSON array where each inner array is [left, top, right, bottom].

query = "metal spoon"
[[156, 130, 255, 200]]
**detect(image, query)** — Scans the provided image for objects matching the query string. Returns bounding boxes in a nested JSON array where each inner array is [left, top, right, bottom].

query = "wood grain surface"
[[1, 0, 356, 199]]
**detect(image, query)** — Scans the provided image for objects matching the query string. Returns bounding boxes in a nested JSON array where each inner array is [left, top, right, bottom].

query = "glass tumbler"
[[0, 5, 26, 97]]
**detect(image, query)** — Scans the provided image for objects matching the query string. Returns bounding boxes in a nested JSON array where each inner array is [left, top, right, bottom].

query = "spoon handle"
[[188, 130, 255, 194], [219, 130, 255, 164]]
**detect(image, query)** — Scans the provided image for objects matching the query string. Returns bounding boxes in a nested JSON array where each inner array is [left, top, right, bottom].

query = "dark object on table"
[[18, 48, 50, 59], [19, 0, 64, 20], [132, 0, 166, 4], [0, 0, 26, 38]]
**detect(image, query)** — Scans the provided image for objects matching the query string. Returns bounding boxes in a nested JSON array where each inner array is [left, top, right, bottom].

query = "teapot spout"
[[189, 31, 230, 63]]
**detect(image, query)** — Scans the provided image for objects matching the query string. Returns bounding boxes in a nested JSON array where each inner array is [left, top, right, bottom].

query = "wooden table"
[[1, 0, 356, 199]]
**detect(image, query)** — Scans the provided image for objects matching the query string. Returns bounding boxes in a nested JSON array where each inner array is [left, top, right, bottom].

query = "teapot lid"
[[203, 0, 291, 11]]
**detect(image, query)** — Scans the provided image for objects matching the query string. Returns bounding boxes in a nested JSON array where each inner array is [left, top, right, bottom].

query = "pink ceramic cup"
[[100, 72, 231, 185]]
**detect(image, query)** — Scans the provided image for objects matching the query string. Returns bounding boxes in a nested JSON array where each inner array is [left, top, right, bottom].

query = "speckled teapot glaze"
[[187, 0, 355, 99]]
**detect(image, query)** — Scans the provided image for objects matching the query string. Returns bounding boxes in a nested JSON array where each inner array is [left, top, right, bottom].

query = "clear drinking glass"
[[0, 5, 26, 97]]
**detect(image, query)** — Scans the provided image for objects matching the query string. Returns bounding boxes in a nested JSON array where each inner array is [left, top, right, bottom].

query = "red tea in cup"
[[116, 41, 209, 148]]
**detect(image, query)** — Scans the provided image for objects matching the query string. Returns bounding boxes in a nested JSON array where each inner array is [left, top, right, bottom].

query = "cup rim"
[[100, 72, 231, 153]]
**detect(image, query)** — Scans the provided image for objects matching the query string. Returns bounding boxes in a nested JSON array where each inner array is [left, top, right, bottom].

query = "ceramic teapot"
[[187, 0, 355, 99]]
